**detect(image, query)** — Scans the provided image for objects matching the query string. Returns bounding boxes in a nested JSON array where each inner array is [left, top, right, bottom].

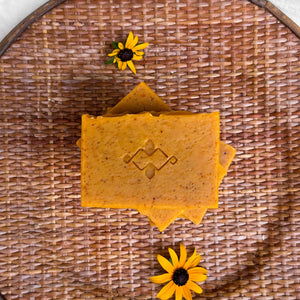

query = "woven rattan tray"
[[0, 0, 299, 299]]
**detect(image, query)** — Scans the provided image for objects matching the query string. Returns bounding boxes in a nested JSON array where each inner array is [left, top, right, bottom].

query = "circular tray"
[[0, 0, 299, 299]]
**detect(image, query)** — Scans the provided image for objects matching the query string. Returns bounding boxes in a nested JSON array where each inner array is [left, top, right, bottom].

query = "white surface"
[[270, 0, 300, 26], [0, 0, 299, 43], [0, 0, 48, 41]]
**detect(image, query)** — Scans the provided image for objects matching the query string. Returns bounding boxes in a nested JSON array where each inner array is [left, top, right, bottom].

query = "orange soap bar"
[[108, 82, 171, 115], [81, 112, 220, 209]]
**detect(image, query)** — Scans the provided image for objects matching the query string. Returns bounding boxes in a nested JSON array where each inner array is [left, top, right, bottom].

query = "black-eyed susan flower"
[[105, 31, 149, 74], [150, 244, 207, 300]]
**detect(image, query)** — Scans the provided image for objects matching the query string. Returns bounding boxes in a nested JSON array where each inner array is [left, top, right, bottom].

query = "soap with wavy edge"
[[81, 111, 220, 209]]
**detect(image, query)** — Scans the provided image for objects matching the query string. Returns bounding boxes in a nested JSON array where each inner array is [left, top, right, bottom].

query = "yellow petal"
[[188, 267, 207, 282], [117, 60, 123, 70], [188, 255, 201, 269], [186, 281, 203, 294], [118, 42, 124, 50], [157, 281, 176, 299], [189, 272, 207, 282], [157, 254, 175, 273], [127, 60, 136, 74], [128, 35, 138, 49], [182, 285, 192, 300], [132, 54, 143, 61], [121, 61, 127, 70], [150, 273, 172, 284], [175, 286, 183, 300], [134, 50, 144, 56], [178, 244, 187, 268], [183, 248, 198, 269], [168, 248, 179, 267], [125, 31, 134, 48], [108, 49, 120, 56], [188, 267, 207, 276], [132, 42, 149, 51]]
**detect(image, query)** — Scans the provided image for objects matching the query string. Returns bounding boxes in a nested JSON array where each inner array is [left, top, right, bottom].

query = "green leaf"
[[105, 57, 114, 65], [112, 41, 119, 49], [115, 62, 118, 69]]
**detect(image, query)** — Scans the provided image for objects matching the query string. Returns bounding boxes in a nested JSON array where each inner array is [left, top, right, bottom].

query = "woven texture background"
[[0, 0, 299, 299]]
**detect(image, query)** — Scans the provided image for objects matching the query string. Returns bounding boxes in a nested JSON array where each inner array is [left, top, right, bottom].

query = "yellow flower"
[[150, 244, 207, 300], [106, 31, 149, 74]]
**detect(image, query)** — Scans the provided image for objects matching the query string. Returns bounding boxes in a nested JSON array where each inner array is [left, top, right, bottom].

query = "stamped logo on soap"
[[123, 139, 177, 179]]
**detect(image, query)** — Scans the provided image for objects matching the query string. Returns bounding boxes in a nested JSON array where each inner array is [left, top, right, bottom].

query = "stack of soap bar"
[[80, 82, 236, 231]]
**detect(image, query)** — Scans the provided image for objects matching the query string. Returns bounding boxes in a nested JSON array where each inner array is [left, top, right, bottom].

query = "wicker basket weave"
[[0, 0, 299, 299]]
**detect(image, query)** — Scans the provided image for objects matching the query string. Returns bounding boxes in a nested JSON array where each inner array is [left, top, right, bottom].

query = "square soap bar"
[[81, 112, 220, 209]]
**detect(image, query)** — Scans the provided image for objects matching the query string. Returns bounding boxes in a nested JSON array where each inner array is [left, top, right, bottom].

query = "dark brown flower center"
[[172, 268, 189, 286], [117, 48, 133, 62]]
